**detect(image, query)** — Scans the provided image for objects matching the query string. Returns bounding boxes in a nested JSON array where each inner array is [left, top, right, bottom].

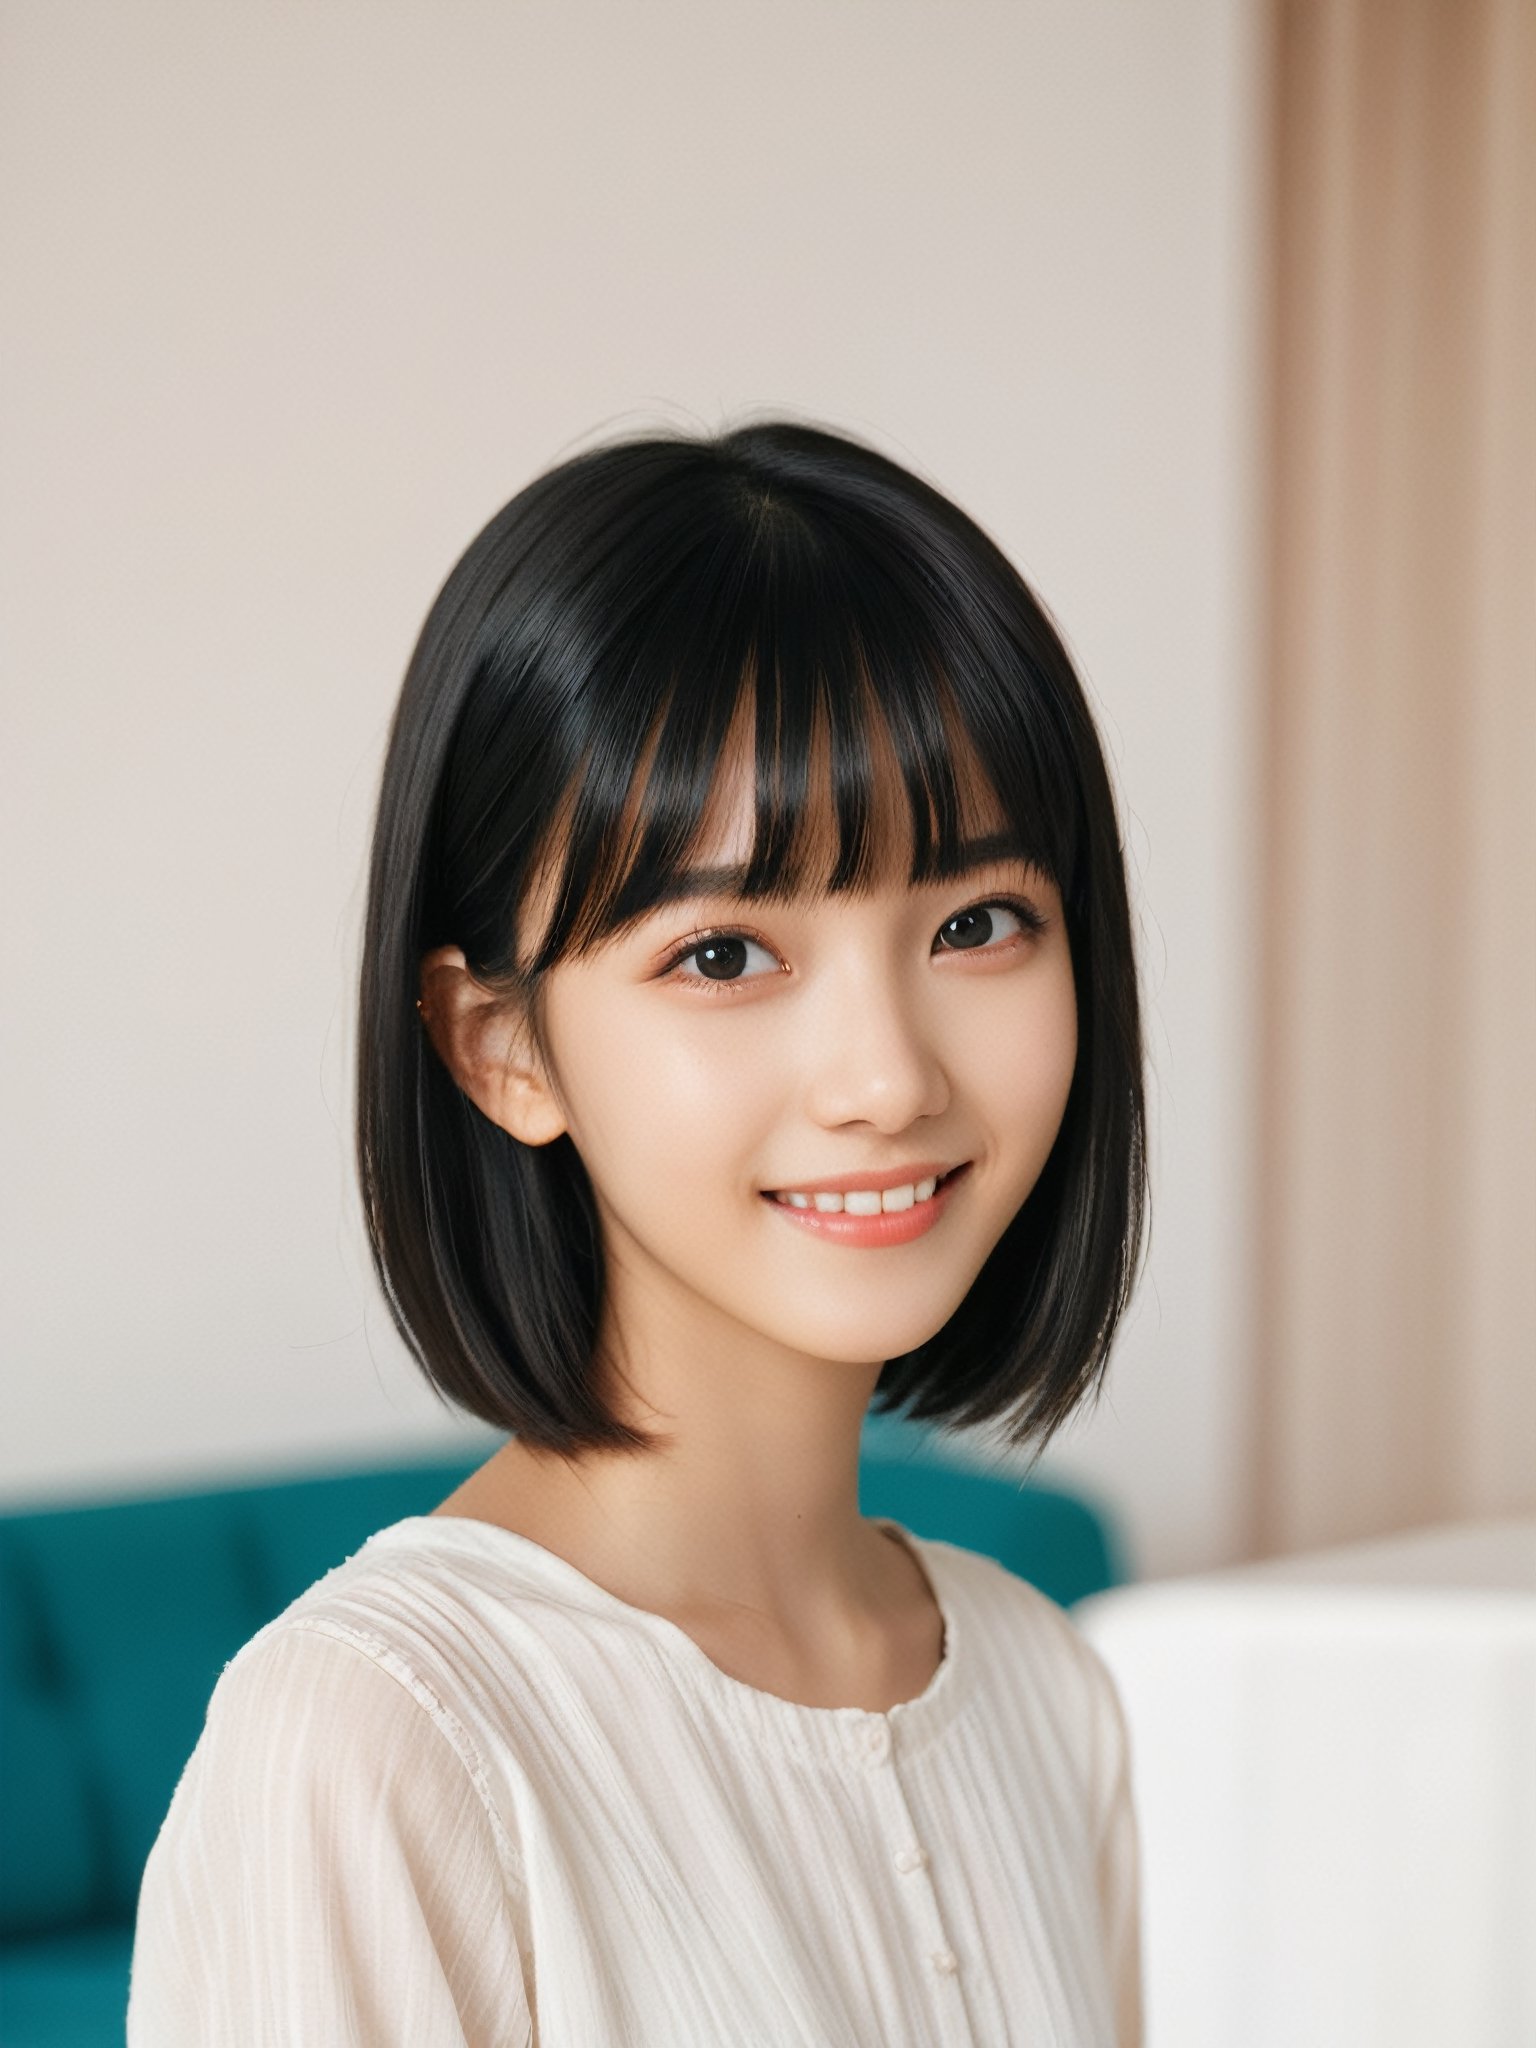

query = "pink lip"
[[761, 1159, 959, 1197], [760, 1162, 972, 1247]]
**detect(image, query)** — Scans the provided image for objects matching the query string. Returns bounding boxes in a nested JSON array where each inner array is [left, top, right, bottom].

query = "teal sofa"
[[0, 1426, 1129, 2047]]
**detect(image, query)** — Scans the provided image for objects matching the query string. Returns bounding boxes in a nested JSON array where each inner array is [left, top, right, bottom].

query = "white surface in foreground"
[[1074, 1518, 1536, 2048]]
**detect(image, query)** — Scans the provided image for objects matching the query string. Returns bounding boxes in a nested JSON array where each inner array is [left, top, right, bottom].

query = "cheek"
[[546, 993, 776, 1199], [993, 963, 1079, 1157]]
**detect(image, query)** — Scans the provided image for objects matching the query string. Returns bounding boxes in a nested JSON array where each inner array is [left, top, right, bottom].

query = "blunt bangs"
[[360, 419, 1147, 1462]]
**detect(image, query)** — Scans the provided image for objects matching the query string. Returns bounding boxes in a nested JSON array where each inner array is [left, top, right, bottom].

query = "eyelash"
[[658, 895, 1049, 996]]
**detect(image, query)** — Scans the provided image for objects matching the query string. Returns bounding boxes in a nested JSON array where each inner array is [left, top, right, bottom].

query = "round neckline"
[[363, 1511, 967, 1767]]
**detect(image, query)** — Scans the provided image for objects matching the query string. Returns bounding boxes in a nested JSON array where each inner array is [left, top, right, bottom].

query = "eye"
[[933, 896, 1048, 955], [660, 894, 1047, 994], [661, 928, 784, 992]]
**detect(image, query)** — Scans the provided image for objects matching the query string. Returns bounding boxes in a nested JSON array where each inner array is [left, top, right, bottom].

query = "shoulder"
[[929, 1534, 1134, 1792], [169, 1531, 533, 1885], [927, 1528, 1105, 1668], [210, 1607, 485, 1784], [132, 1581, 533, 2045], [217, 1529, 479, 1720], [205, 1619, 512, 1855]]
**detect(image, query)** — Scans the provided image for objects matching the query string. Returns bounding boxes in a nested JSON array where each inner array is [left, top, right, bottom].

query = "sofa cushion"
[[0, 1459, 482, 1934], [0, 1670, 97, 1934], [0, 1926, 135, 2048]]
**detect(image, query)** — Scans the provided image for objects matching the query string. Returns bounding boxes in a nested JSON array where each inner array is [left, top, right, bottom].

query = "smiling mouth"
[[761, 1163, 972, 1212]]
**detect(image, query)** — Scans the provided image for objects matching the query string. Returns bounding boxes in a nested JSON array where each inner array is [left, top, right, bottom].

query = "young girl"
[[128, 419, 1148, 2046]]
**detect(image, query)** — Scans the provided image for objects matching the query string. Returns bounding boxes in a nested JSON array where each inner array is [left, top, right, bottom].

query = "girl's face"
[[500, 731, 1080, 1398]]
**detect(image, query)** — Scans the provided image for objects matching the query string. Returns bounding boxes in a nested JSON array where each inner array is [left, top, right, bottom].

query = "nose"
[[802, 966, 951, 1136]]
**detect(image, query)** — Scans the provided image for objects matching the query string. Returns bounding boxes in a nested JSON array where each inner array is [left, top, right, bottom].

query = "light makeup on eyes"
[[657, 894, 1049, 997]]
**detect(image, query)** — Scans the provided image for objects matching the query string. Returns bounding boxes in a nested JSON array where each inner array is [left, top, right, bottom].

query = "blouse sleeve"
[[1081, 1635, 1145, 2048], [127, 1619, 533, 2048]]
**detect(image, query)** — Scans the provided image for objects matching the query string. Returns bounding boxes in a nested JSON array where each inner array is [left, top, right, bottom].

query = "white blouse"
[[128, 1513, 1143, 2046]]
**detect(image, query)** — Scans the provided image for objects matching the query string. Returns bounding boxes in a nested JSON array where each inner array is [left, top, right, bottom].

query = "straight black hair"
[[358, 418, 1147, 1464]]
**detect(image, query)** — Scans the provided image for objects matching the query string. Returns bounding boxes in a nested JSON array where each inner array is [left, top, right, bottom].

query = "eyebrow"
[[641, 830, 1036, 911]]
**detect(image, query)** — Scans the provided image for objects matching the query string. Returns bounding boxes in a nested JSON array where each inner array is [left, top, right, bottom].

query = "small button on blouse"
[[861, 1719, 891, 1765]]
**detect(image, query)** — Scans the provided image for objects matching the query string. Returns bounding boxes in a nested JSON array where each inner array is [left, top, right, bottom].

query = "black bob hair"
[[358, 418, 1147, 1463]]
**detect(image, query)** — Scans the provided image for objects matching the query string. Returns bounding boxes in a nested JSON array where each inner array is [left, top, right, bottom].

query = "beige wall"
[[0, 0, 1266, 1580]]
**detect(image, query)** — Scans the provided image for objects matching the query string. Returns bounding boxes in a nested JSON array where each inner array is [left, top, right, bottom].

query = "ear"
[[417, 944, 567, 1147]]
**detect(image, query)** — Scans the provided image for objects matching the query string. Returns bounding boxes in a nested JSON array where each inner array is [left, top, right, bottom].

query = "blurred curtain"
[[1252, 0, 1536, 1555]]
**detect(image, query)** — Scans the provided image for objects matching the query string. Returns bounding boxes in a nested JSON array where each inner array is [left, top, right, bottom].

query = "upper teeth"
[[774, 1176, 941, 1214]]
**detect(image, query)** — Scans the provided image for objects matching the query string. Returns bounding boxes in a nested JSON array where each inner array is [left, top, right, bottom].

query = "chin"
[[773, 1300, 969, 1365]]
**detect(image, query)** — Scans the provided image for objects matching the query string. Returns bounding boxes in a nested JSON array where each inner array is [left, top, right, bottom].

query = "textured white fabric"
[[128, 1513, 1143, 2046]]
